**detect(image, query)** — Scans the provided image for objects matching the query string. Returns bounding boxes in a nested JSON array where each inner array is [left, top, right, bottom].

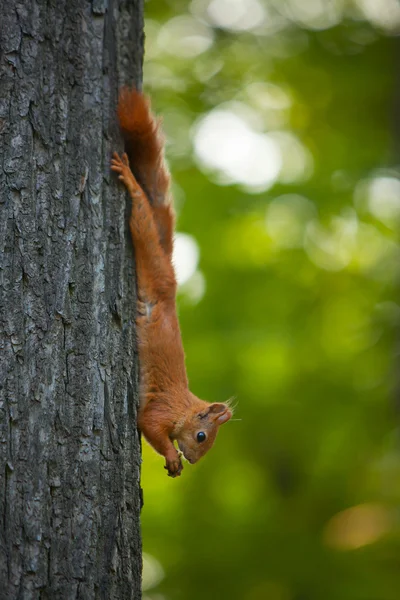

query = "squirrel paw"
[[111, 152, 132, 186], [165, 454, 183, 478]]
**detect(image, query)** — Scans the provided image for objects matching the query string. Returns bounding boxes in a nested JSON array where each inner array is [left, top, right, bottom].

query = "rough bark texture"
[[0, 1, 144, 598]]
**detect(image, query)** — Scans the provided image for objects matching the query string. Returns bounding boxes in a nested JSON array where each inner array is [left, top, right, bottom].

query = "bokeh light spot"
[[193, 108, 282, 191], [270, 131, 314, 184], [173, 233, 200, 285], [158, 16, 214, 58], [266, 194, 316, 248], [355, 0, 400, 32], [304, 210, 358, 271], [324, 504, 393, 550], [206, 0, 265, 31], [278, 0, 344, 30], [142, 553, 165, 591], [355, 176, 400, 228]]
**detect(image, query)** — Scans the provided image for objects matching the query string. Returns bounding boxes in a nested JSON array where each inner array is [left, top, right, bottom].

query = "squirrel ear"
[[208, 403, 232, 425]]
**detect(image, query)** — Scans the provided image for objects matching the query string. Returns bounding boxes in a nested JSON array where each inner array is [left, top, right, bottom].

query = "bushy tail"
[[117, 88, 170, 206]]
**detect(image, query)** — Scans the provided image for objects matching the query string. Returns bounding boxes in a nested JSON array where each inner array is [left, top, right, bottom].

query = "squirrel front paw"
[[165, 453, 183, 478]]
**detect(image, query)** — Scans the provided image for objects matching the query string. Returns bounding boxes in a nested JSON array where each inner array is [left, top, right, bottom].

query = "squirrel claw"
[[111, 152, 130, 169], [165, 456, 183, 478], [111, 152, 133, 187]]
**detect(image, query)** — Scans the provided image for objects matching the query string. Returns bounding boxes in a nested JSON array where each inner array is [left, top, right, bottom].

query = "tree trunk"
[[0, 1, 143, 598]]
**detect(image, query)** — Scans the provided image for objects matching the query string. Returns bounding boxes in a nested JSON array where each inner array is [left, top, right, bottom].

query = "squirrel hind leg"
[[118, 88, 171, 209]]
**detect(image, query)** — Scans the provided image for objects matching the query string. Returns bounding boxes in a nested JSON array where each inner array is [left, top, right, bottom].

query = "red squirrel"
[[111, 88, 232, 477]]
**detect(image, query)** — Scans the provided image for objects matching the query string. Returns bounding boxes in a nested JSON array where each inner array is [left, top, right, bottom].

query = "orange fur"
[[117, 88, 170, 209], [111, 89, 232, 477]]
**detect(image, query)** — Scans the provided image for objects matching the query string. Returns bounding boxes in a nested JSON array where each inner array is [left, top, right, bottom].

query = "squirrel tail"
[[117, 87, 171, 206]]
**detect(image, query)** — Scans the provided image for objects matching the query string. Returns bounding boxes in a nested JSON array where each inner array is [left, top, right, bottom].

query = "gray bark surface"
[[0, 1, 144, 598]]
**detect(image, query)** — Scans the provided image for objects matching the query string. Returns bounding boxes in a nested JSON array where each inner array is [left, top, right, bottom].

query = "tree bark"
[[0, 1, 143, 598]]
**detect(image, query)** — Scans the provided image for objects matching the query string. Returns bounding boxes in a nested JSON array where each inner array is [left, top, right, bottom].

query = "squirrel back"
[[117, 88, 171, 207]]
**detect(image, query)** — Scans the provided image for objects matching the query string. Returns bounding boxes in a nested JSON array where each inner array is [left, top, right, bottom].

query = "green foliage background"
[[140, 2, 400, 599]]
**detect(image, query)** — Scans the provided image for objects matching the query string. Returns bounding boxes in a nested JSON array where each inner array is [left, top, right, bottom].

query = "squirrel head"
[[175, 398, 232, 464]]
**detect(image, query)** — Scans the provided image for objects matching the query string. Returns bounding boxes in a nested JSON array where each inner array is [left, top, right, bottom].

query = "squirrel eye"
[[197, 431, 206, 443]]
